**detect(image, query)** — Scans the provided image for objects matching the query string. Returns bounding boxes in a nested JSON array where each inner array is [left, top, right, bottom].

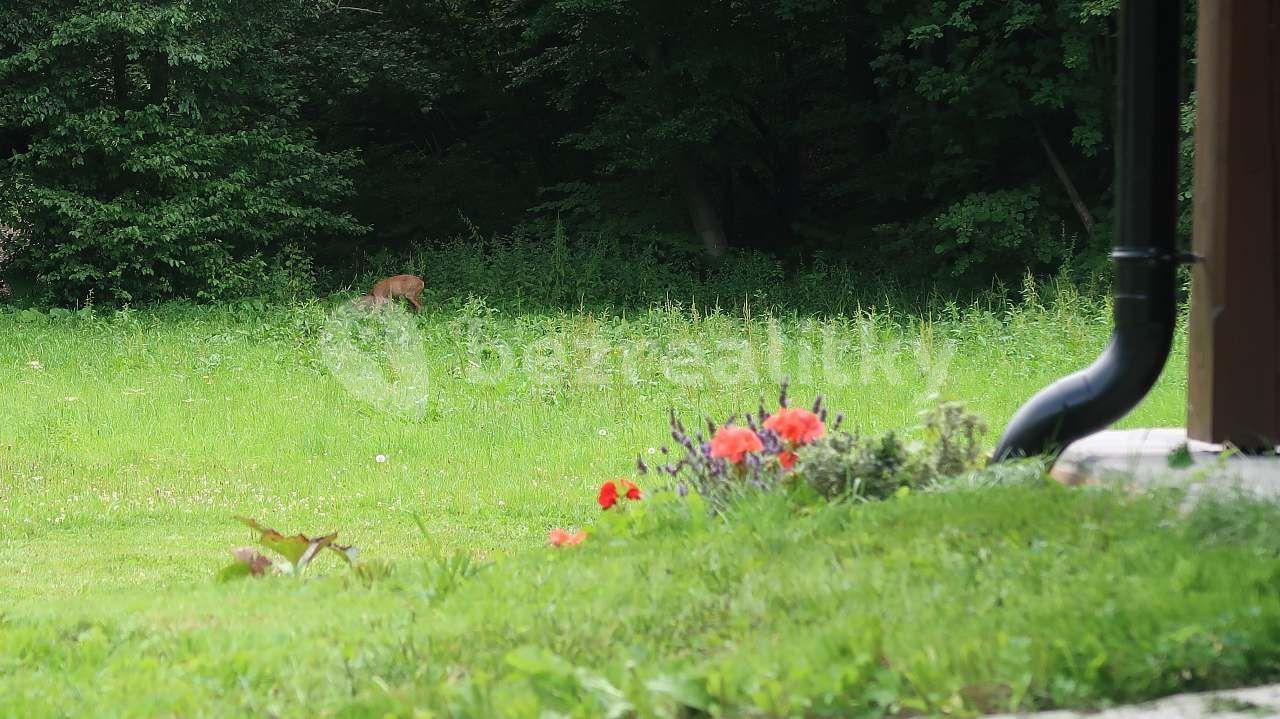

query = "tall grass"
[[327, 226, 1110, 316]]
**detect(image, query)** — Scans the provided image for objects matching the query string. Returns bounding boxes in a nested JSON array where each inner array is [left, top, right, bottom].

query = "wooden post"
[[1187, 1, 1280, 450]]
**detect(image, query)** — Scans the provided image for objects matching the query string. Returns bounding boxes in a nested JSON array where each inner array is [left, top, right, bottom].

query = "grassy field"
[[5, 290, 1275, 717]]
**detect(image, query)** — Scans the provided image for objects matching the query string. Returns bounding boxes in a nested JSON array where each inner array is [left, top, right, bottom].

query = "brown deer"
[[354, 274, 425, 314]]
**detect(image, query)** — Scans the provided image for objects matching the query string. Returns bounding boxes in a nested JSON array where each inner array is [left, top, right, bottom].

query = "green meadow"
[[6, 292, 1277, 718]]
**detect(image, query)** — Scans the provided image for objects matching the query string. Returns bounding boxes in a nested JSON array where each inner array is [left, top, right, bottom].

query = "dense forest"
[[0, 0, 1197, 305]]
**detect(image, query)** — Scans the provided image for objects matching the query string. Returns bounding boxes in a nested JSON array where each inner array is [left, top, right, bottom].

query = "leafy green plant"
[[797, 429, 923, 500], [921, 401, 989, 477], [405, 511, 487, 599], [796, 401, 989, 500], [221, 516, 359, 579], [931, 187, 1066, 279]]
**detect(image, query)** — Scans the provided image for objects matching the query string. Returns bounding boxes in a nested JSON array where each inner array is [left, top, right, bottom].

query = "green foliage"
[[0, 1, 1205, 301], [798, 429, 920, 500], [796, 402, 988, 500], [931, 187, 1066, 278], [345, 228, 946, 315], [0, 0, 364, 303], [922, 400, 989, 476]]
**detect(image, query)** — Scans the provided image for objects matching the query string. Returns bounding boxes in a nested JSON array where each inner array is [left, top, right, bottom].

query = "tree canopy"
[[0, 0, 1197, 303]]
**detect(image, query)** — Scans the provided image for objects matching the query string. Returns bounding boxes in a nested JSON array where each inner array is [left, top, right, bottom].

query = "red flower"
[[779, 450, 798, 470], [548, 528, 586, 547], [763, 408, 825, 445], [709, 426, 764, 464], [598, 480, 619, 510], [622, 479, 642, 500]]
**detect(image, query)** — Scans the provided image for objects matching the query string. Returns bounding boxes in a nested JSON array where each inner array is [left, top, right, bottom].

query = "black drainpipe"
[[992, 0, 1184, 462]]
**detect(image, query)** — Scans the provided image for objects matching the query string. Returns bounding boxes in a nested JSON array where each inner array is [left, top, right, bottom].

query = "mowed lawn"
[[0, 295, 1187, 600], [6, 296, 1272, 718]]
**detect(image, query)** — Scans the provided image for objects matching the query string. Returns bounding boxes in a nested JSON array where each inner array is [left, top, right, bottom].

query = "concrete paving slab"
[[988, 682, 1280, 718], [1051, 428, 1280, 499]]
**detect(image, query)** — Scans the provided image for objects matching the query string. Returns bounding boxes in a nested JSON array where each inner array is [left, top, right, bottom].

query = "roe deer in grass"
[[354, 274, 425, 314]]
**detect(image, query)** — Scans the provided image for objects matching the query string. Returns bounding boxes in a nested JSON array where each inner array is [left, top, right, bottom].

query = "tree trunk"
[[675, 154, 727, 259], [1034, 122, 1096, 236]]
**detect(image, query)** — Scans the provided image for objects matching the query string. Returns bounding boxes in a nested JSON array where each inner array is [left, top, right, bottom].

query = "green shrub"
[[922, 400, 989, 477], [797, 402, 989, 500], [797, 429, 923, 500], [932, 187, 1065, 279]]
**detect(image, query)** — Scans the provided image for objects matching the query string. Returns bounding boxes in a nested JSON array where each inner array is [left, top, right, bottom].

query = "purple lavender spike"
[[812, 394, 823, 413], [833, 412, 845, 430], [759, 430, 782, 454], [676, 481, 688, 497], [819, 408, 828, 422], [705, 417, 717, 435], [779, 379, 790, 408], [637, 456, 648, 474]]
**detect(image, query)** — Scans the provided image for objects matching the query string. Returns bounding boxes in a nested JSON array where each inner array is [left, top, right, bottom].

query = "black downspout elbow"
[[992, 0, 1183, 462]]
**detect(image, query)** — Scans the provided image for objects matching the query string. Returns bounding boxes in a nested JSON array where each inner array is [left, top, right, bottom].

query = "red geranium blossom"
[[548, 528, 586, 547], [763, 408, 825, 445], [598, 480, 619, 509], [622, 479, 642, 500], [709, 426, 764, 464], [778, 450, 798, 470]]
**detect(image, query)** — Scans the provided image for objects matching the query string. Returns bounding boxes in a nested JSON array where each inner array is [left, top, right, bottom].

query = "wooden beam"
[[1187, 0, 1280, 450]]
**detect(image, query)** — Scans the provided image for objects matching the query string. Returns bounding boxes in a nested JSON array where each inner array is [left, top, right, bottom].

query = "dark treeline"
[[0, 1, 1196, 305]]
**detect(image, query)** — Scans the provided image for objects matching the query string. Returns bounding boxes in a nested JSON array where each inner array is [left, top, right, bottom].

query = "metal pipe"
[[992, 0, 1183, 461]]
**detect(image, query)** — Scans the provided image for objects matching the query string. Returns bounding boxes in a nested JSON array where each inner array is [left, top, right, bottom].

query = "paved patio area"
[[989, 682, 1280, 718], [1051, 428, 1280, 498]]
